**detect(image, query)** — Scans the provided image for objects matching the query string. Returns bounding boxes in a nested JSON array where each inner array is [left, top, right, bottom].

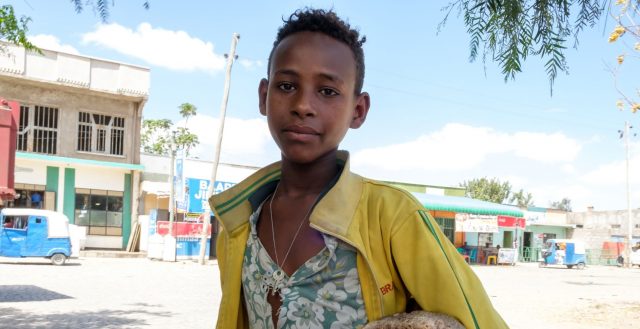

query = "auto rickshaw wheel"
[[576, 262, 586, 270], [51, 253, 67, 266]]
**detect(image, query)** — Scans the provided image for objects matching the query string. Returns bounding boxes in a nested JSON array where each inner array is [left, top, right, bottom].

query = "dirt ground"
[[1, 257, 637, 328], [472, 262, 640, 329]]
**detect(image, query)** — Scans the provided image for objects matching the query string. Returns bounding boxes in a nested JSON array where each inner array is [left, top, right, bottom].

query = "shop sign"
[[497, 215, 526, 229], [156, 220, 212, 237], [454, 213, 499, 233], [187, 178, 235, 213], [524, 210, 546, 224]]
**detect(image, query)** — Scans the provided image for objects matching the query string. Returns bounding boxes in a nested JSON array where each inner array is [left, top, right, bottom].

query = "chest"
[[256, 201, 325, 276]]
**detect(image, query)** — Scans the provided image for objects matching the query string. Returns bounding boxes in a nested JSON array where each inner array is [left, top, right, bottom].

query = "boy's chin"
[[280, 148, 338, 165]]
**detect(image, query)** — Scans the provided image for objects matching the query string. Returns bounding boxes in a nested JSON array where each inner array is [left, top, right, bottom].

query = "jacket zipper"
[[309, 223, 385, 318]]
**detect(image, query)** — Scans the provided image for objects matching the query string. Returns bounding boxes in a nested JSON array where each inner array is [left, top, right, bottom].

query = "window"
[[2, 215, 28, 229], [16, 105, 59, 154], [77, 112, 125, 156], [478, 232, 494, 247], [75, 189, 124, 236], [435, 217, 455, 243], [542, 233, 556, 243]]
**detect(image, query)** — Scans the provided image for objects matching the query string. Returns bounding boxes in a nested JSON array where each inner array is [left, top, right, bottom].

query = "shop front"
[[412, 193, 525, 264], [521, 208, 573, 262]]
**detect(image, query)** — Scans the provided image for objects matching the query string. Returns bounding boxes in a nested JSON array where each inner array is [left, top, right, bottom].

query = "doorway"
[[503, 231, 513, 248]]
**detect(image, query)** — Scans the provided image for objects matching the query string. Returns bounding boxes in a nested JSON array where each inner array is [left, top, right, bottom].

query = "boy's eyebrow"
[[274, 69, 345, 85]]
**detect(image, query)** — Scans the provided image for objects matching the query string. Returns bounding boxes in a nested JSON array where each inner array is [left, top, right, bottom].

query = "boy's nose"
[[291, 90, 316, 117]]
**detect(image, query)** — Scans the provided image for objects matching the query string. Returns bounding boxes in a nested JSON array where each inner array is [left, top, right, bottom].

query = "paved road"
[[0, 257, 220, 329], [1, 257, 639, 328]]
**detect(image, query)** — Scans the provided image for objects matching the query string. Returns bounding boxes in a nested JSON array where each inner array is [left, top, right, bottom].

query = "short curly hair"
[[268, 8, 367, 94]]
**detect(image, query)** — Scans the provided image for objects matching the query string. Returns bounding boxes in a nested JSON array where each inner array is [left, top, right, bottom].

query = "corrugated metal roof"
[[412, 193, 524, 217]]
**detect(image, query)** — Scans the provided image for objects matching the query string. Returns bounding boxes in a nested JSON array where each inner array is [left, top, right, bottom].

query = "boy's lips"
[[282, 125, 320, 142], [283, 125, 319, 135]]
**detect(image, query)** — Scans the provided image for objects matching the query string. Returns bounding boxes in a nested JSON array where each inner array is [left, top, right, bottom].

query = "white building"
[[139, 153, 259, 218], [0, 42, 149, 249]]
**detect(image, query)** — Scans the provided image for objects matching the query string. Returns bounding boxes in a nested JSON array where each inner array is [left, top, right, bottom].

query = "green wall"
[[63, 168, 75, 223], [122, 173, 132, 249], [46, 166, 59, 210]]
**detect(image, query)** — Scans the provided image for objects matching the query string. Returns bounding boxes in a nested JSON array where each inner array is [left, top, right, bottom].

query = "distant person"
[[208, 8, 507, 329], [31, 191, 42, 209], [3, 218, 12, 228]]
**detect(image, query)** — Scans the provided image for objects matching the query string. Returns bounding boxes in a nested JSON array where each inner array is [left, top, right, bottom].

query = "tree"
[[460, 177, 512, 203], [441, 0, 640, 92], [1, 1, 148, 51], [550, 197, 572, 211], [509, 188, 535, 207], [0, 5, 37, 53], [140, 103, 199, 157], [70, 0, 150, 23], [177, 102, 198, 155], [608, 0, 639, 114]]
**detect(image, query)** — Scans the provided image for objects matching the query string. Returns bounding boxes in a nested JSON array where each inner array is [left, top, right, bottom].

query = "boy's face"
[[259, 31, 370, 164]]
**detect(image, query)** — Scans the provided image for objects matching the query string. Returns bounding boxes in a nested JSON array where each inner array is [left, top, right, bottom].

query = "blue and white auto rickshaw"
[[539, 238, 587, 269], [0, 208, 72, 265]]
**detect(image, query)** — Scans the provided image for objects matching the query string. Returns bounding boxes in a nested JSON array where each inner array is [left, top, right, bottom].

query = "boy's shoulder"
[[357, 174, 425, 210]]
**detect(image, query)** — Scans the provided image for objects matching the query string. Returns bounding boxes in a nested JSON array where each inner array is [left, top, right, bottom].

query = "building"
[[0, 42, 149, 249], [568, 207, 640, 250], [139, 153, 259, 218]]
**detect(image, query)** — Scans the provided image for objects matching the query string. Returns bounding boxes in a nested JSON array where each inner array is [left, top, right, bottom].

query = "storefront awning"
[[412, 193, 524, 217]]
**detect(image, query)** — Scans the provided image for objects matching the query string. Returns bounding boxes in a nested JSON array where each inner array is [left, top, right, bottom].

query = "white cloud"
[[581, 153, 640, 185], [561, 164, 575, 174], [29, 34, 79, 54], [82, 23, 226, 73], [529, 184, 594, 211], [176, 115, 277, 165], [238, 58, 263, 70], [511, 131, 581, 163], [352, 123, 581, 171]]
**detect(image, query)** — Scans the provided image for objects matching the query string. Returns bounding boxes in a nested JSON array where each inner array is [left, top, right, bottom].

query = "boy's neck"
[[279, 150, 340, 195]]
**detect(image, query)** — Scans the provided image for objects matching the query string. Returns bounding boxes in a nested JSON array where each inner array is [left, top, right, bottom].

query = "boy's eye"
[[277, 82, 295, 92], [319, 88, 339, 96]]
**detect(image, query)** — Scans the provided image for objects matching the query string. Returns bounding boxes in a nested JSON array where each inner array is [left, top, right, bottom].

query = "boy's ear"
[[258, 78, 268, 116], [349, 92, 370, 129]]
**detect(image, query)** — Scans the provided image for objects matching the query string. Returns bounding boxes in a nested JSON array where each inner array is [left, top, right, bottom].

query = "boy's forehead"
[[270, 31, 357, 79]]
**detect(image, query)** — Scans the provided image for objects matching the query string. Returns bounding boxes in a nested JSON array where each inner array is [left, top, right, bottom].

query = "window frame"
[[74, 189, 124, 236], [16, 104, 59, 155], [76, 111, 126, 157]]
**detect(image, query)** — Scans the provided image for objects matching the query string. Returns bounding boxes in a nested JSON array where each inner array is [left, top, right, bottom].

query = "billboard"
[[186, 178, 235, 213]]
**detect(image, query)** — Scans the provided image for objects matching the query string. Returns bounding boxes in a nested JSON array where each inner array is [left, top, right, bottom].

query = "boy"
[[209, 8, 508, 329]]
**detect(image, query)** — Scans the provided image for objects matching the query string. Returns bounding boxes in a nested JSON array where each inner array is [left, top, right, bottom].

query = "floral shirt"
[[242, 203, 368, 329]]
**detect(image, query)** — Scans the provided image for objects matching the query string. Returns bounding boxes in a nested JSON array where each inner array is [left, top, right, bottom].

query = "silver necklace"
[[267, 182, 317, 291]]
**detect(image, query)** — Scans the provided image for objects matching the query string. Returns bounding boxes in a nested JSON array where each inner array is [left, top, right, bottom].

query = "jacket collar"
[[209, 150, 362, 238]]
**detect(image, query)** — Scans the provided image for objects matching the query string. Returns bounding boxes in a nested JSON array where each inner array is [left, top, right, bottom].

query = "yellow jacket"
[[209, 151, 508, 328]]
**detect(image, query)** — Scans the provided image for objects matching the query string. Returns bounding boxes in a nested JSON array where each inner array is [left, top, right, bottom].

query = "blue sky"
[[6, 1, 639, 211]]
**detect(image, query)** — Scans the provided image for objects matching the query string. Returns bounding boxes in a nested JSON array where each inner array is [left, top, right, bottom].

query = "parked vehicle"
[[615, 244, 640, 267], [0, 208, 72, 265], [539, 239, 586, 269]]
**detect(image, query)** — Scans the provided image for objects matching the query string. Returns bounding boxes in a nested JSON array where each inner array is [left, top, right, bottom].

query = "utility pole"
[[198, 33, 240, 265], [623, 122, 633, 268], [163, 132, 177, 262]]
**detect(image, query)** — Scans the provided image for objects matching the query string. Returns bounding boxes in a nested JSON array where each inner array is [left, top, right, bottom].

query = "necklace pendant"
[[272, 269, 285, 282]]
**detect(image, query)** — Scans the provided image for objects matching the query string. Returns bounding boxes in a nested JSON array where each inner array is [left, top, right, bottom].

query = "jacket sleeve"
[[390, 209, 509, 329]]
